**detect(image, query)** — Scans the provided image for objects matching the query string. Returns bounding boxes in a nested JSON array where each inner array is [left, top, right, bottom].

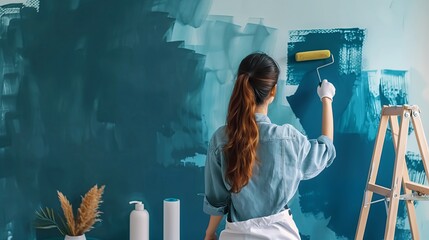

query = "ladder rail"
[[355, 113, 389, 239], [390, 115, 419, 239], [384, 109, 409, 240], [411, 108, 429, 181]]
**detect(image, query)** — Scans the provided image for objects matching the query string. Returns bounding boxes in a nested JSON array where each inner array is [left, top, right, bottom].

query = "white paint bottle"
[[163, 198, 180, 240], [129, 201, 149, 240]]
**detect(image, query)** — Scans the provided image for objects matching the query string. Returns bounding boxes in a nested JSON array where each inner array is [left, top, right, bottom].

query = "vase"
[[64, 235, 86, 240]]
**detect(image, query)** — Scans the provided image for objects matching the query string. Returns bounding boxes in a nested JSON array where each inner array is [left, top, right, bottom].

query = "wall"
[[0, 0, 428, 239]]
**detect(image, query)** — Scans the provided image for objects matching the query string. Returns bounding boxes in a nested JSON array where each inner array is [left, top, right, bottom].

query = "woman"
[[203, 52, 336, 240]]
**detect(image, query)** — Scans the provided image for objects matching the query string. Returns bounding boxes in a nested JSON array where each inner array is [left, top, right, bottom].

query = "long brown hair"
[[225, 53, 279, 193]]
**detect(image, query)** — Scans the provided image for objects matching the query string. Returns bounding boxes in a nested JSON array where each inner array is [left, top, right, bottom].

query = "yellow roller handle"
[[295, 50, 331, 62]]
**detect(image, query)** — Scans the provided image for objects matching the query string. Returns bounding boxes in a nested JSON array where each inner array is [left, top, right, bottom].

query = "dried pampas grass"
[[75, 185, 105, 234], [36, 184, 105, 236], [58, 191, 77, 235]]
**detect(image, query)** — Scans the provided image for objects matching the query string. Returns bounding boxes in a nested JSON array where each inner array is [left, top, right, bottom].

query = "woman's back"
[[206, 113, 336, 222]]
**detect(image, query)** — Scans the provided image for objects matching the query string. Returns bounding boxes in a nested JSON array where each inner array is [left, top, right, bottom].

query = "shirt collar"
[[255, 113, 271, 124]]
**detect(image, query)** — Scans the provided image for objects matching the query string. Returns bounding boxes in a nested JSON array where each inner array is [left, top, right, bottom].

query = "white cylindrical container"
[[163, 198, 180, 240], [129, 201, 149, 240]]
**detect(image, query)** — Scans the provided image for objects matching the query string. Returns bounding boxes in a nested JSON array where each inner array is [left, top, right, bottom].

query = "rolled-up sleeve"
[[203, 139, 230, 216], [298, 134, 336, 180]]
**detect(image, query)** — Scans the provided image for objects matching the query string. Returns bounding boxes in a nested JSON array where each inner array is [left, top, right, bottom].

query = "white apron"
[[219, 209, 301, 240]]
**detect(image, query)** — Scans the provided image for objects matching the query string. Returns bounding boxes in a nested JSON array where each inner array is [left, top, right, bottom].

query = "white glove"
[[317, 79, 336, 101]]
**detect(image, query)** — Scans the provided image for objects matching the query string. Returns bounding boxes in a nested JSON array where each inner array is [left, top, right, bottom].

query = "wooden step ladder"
[[355, 105, 429, 240]]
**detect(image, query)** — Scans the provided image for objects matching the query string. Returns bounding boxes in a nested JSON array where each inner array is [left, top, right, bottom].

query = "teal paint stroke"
[[152, 0, 212, 28], [339, 69, 410, 139], [379, 69, 409, 106], [287, 29, 364, 85], [338, 70, 382, 139], [407, 152, 427, 184]]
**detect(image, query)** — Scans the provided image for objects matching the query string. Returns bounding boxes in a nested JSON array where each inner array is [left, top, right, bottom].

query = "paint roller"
[[295, 50, 334, 84]]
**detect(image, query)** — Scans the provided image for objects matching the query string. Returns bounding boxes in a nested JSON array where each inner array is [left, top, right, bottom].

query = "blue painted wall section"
[[0, 1, 210, 239]]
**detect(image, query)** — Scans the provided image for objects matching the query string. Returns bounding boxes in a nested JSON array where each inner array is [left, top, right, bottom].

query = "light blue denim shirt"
[[203, 113, 336, 222]]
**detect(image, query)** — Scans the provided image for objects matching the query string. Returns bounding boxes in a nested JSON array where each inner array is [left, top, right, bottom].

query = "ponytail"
[[223, 52, 279, 193], [224, 73, 259, 193]]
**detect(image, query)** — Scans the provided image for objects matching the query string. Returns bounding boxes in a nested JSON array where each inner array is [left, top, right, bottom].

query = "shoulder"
[[281, 124, 306, 138], [208, 126, 227, 152], [211, 126, 227, 142], [258, 122, 304, 141]]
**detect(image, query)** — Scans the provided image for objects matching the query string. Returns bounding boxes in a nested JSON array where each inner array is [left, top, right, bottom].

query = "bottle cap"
[[129, 201, 144, 210]]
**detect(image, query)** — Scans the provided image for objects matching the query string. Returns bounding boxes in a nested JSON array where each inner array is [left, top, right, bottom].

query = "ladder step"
[[367, 183, 391, 197], [381, 105, 417, 116], [404, 181, 429, 195]]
